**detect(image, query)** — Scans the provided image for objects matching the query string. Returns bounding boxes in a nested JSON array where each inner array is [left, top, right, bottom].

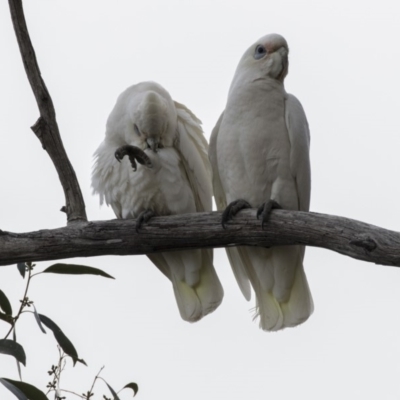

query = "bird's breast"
[[217, 82, 295, 206], [118, 148, 196, 218]]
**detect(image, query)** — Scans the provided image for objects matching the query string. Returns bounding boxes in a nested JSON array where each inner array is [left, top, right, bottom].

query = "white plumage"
[[209, 34, 313, 331], [92, 81, 223, 322]]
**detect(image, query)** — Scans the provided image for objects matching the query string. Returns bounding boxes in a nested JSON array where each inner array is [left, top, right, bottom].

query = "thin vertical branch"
[[8, 0, 87, 224]]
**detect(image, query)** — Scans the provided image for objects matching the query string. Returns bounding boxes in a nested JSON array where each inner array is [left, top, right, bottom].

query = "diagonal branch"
[[0, 210, 399, 267], [8, 0, 87, 224]]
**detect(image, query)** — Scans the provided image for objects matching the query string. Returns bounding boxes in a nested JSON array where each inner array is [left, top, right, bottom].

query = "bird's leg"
[[115, 145, 153, 171], [135, 209, 156, 233], [257, 199, 282, 229], [221, 199, 251, 229]]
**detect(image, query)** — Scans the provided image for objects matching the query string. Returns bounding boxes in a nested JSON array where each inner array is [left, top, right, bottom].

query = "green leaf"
[[42, 264, 114, 279], [0, 290, 12, 316], [16, 263, 26, 279], [0, 378, 26, 400], [13, 329, 22, 381], [0, 339, 26, 366], [102, 379, 120, 400], [122, 382, 139, 397], [32, 306, 46, 334], [38, 314, 86, 366], [0, 378, 48, 400]]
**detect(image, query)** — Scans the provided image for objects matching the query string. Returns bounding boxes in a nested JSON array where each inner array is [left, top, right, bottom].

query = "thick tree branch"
[[0, 210, 399, 267], [8, 0, 87, 224]]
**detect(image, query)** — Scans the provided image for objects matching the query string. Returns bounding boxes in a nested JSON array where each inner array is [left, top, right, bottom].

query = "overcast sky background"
[[1, 1, 400, 399]]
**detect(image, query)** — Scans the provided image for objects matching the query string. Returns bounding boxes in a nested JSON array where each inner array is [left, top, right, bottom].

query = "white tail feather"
[[149, 249, 223, 322], [225, 247, 251, 301], [228, 246, 313, 331]]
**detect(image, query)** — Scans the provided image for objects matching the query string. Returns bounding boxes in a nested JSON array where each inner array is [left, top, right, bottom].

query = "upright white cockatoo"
[[92, 81, 224, 322], [209, 34, 313, 331]]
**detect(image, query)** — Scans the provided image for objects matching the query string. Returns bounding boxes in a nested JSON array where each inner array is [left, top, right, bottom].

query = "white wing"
[[209, 112, 252, 301], [174, 101, 212, 212], [166, 101, 224, 321], [285, 93, 311, 212], [209, 112, 226, 211]]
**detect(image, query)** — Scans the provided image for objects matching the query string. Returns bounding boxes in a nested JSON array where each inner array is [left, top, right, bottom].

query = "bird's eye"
[[254, 45, 267, 60]]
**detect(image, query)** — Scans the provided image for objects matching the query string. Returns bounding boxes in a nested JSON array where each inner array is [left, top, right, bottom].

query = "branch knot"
[[350, 235, 377, 252]]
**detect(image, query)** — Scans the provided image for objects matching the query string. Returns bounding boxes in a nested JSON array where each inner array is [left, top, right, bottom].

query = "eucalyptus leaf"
[[32, 305, 46, 334], [102, 379, 120, 400], [0, 378, 26, 400], [16, 263, 26, 279], [0, 290, 12, 315], [122, 382, 139, 397], [13, 329, 22, 381], [38, 314, 85, 366], [43, 263, 114, 279], [0, 378, 48, 400], [0, 339, 26, 366]]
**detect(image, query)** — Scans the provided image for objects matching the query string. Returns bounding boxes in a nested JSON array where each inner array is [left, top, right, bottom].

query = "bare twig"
[[0, 209, 399, 268], [58, 388, 85, 399], [8, 0, 87, 224], [3, 263, 33, 339], [45, 347, 66, 397], [90, 366, 104, 394]]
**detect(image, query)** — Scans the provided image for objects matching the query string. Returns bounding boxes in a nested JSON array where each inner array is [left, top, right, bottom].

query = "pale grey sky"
[[1, 1, 400, 399]]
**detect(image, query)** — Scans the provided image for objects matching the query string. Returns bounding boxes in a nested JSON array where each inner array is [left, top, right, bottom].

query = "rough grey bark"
[[8, 0, 87, 224], [1, 209, 399, 267]]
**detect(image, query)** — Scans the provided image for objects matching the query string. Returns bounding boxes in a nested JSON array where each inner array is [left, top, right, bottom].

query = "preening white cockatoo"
[[209, 34, 313, 331], [92, 81, 224, 322]]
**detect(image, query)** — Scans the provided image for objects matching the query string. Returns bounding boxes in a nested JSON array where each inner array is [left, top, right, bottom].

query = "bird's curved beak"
[[146, 138, 159, 152], [277, 48, 288, 82]]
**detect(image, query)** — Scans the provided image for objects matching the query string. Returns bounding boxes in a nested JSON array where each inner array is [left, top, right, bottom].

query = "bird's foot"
[[115, 145, 153, 171], [135, 209, 156, 233], [257, 200, 282, 229], [221, 199, 251, 229]]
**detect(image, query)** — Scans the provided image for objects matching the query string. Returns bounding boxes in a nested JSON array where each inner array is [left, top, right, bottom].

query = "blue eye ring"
[[254, 44, 267, 60]]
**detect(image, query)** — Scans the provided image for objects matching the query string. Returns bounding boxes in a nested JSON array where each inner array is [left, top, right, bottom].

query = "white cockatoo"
[[92, 81, 224, 322], [209, 34, 313, 331]]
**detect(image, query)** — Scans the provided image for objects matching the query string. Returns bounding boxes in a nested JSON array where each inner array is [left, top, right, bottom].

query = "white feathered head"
[[235, 33, 289, 83], [133, 90, 171, 152], [105, 82, 177, 152]]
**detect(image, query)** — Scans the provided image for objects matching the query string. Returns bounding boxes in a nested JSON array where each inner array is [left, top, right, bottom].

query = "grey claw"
[[114, 145, 152, 171], [114, 151, 122, 162], [258, 200, 282, 229], [135, 210, 156, 233], [221, 199, 251, 229], [256, 205, 264, 220]]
